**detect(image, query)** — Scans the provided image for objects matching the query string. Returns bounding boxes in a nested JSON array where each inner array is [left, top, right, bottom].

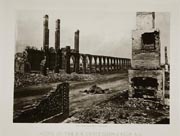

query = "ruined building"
[[128, 12, 165, 101], [23, 14, 131, 74]]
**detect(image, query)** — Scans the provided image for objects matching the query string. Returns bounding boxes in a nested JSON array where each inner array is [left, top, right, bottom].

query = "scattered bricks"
[[14, 72, 101, 88], [83, 84, 107, 94], [69, 92, 169, 124]]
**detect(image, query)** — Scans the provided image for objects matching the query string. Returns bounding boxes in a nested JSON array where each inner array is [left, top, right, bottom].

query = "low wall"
[[13, 82, 69, 123]]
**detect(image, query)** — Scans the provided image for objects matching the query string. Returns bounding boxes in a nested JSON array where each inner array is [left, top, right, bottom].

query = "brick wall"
[[13, 83, 69, 123]]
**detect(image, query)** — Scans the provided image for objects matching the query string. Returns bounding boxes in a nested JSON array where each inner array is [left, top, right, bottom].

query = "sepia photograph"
[[1, 0, 180, 136], [14, 11, 170, 124]]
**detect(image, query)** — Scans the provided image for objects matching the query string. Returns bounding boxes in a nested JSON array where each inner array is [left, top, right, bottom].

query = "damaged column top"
[[136, 12, 155, 30]]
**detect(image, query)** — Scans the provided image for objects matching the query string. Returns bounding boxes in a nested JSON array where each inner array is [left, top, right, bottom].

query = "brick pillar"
[[115, 58, 117, 71], [107, 57, 110, 72], [125, 59, 127, 69], [74, 30, 80, 53], [43, 15, 49, 52], [103, 57, 106, 73], [55, 19, 60, 52], [121, 59, 123, 69], [89, 56, 92, 73], [118, 59, 120, 70], [74, 54, 80, 73], [43, 15, 49, 68], [113, 58, 116, 71], [59, 50, 62, 69], [124, 59, 126, 69], [119, 59, 121, 70], [122, 59, 124, 70], [65, 46, 71, 74], [54, 19, 60, 73], [94, 56, 97, 73], [82, 55, 86, 74], [117, 59, 119, 70], [99, 57, 102, 73]]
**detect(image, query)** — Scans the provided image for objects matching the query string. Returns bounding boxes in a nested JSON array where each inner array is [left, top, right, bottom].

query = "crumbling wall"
[[26, 49, 44, 71], [129, 12, 165, 101], [132, 29, 160, 69], [128, 70, 165, 100], [13, 83, 69, 123]]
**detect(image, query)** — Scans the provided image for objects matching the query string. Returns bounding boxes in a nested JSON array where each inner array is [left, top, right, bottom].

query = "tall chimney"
[[43, 15, 49, 52], [55, 19, 60, 52], [74, 30, 80, 53]]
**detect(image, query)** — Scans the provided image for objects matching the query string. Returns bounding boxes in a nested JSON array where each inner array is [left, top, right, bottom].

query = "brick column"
[[74, 30, 80, 53], [74, 54, 80, 73], [54, 19, 60, 73], [94, 56, 97, 73], [65, 46, 71, 74]]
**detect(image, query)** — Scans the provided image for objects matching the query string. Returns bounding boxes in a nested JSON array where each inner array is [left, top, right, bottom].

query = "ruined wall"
[[132, 29, 161, 69], [128, 70, 165, 100], [13, 83, 69, 123], [48, 52, 56, 70], [131, 12, 161, 69], [129, 12, 165, 101], [27, 49, 44, 71]]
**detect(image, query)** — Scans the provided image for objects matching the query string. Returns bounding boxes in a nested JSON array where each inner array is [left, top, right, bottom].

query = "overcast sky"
[[15, 10, 169, 63]]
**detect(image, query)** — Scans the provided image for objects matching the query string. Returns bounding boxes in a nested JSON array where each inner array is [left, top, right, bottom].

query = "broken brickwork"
[[128, 12, 165, 101], [13, 82, 69, 123]]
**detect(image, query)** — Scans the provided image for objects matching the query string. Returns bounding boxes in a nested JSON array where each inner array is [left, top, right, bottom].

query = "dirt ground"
[[14, 71, 169, 124], [64, 91, 169, 124], [14, 72, 128, 114]]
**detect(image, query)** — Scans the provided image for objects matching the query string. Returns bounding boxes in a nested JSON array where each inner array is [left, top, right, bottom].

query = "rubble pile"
[[68, 91, 169, 124], [83, 84, 113, 94], [15, 72, 101, 88]]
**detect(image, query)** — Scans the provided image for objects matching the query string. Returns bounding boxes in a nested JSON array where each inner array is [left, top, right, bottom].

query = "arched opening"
[[85, 56, 90, 73], [111, 58, 114, 71], [103, 57, 107, 72], [91, 56, 96, 73], [79, 55, 83, 73], [70, 55, 75, 73], [96, 57, 100, 73]]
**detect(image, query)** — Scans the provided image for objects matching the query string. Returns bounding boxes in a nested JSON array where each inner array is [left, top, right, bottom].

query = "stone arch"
[[102, 57, 106, 72], [92, 56, 98, 73], [87, 55, 92, 73], [79, 54, 84, 73], [111, 58, 114, 71], [107, 57, 110, 71], [115, 58, 118, 70], [79, 54, 87, 74], [85, 55, 90, 73], [96, 56, 100, 72], [97, 56, 102, 73], [91, 56, 96, 73], [70, 54, 76, 73]]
